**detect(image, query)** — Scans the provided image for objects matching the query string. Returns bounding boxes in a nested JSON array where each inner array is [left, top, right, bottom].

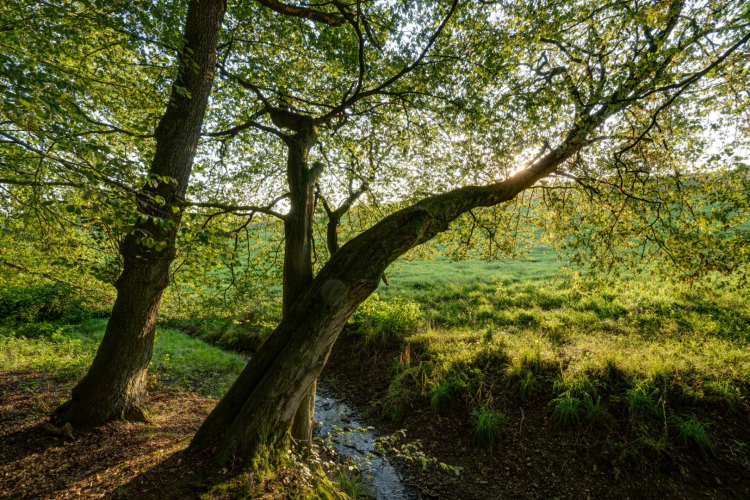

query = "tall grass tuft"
[[472, 406, 509, 449]]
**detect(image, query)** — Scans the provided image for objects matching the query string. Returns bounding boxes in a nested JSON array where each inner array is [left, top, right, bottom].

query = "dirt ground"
[[320, 336, 750, 500], [0, 371, 261, 499]]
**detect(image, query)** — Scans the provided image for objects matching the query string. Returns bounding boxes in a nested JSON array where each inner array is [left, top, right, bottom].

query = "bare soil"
[[0, 371, 285, 499]]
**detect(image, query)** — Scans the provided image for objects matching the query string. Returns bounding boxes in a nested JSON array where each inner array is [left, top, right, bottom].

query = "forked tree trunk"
[[190, 153, 566, 465], [56, 0, 226, 426]]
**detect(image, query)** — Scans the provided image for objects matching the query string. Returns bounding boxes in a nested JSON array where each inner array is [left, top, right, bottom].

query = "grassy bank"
[[347, 250, 750, 467]]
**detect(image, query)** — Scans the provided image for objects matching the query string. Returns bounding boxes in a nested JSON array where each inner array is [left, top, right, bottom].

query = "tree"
[[2, 0, 747, 448], [197, 0, 461, 447], [58, 0, 227, 425], [2, 0, 441, 429], [0, 0, 228, 425], [189, 0, 750, 464]]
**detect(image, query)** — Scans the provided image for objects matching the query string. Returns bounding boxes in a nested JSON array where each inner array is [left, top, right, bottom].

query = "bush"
[[0, 283, 106, 323]]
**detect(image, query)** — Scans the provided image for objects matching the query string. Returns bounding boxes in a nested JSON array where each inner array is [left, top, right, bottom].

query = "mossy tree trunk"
[[57, 0, 226, 427]]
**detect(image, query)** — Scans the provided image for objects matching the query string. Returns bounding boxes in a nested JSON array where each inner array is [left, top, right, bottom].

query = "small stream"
[[314, 388, 413, 499]]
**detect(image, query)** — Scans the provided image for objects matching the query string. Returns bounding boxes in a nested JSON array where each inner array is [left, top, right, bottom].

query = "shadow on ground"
[[0, 371, 216, 499]]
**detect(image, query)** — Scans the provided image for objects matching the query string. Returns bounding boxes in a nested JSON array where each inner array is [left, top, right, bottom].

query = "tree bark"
[[56, 0, 226, 426], [326, 213, 341, 256], [281, 128, 321, 450]]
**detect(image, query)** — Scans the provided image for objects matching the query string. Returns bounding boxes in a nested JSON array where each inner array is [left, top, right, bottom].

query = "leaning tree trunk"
[[190, 150, 567, 465], [189, 2, 703, 462], [281, 129, 321, 450], [56, 0, 226, 427]]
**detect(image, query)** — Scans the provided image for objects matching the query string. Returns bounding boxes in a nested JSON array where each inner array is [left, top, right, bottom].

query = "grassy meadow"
[[0, 318, 245, 399]]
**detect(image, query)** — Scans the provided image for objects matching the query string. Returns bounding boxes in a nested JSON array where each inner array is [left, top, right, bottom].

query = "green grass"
[[624, 382, 662, 422], [0, 318, 245, 398], [471, 406, 509, 449], [333, 469, 375, 499], [430, 375, 467, 414], [673, 415, 712, 455], [376, 250, 562, 303], [342, 249, 750, 461]]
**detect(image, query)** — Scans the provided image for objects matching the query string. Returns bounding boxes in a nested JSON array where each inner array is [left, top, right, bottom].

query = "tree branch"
[[315, 0, 460, 125], [0, 177, 83, 188], [181, 193, 290, 221], [255, 0, 347, 26]]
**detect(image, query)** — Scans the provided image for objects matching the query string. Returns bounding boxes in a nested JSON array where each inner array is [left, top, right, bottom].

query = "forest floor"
[[1, 370, 212, 499], [0, 321, 362, 499]]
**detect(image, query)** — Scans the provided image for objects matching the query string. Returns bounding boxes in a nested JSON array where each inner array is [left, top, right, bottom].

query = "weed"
[[516, 370, 539, 399], [506, 347, 543, 399], [625, 382, 661, 422], [430, 376, 466, 414], [619, 433, 672, 464], [550, 374, 611, 429], [334, 469, 374, 499], [701, 380, 743, 410]]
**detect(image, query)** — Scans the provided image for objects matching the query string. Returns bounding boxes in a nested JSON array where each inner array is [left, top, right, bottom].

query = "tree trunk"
[[56, 0, 226, 427], [326, 212, 341, 256], [189, 4, 698, 462], [190, 151, 565, 464], [281, 130, 321, 450]]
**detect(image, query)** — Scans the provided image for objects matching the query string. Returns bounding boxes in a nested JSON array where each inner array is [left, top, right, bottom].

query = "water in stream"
[[314, 389, 414, 499]]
